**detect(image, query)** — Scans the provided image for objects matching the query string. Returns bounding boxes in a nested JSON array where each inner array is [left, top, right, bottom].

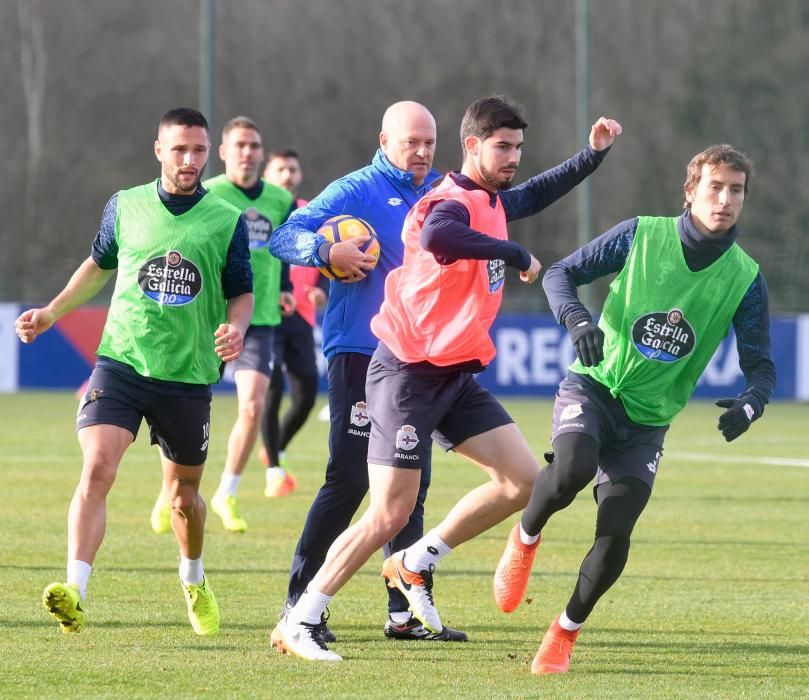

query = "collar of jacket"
[[371, 149, 441, 196]]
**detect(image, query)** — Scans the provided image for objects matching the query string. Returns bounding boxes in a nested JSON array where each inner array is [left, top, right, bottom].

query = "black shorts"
[[552, 372, 669, 490], [273, 315, 318, 378], [366, 345, 513, 470], [232, 325, 275, 377], [76, 363, 212, 466]]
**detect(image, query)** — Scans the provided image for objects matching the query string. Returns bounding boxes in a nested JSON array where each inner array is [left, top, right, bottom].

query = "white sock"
[[389, 611, 411, 624], [289, 588, 332, 626], [179, 557, 204, 586], [266, 466, 286, 481], [217, 472, 240, 498], [66, 560, 92, 600], [403, 530, 452, 573], [558, 610, 583, 631], [519, 523, 540, 546]]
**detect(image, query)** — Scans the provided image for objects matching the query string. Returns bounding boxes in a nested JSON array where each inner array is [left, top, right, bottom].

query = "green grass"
[[1, 392, 808, 698]]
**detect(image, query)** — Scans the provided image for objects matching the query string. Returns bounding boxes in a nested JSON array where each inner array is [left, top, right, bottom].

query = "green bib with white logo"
[[572, 216, 758, 425], [97, 181, 242, 384], [204, 175, 292, 326]]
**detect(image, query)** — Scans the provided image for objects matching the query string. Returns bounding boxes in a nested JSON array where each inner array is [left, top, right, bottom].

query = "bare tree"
[[16, 0, 46, 284]]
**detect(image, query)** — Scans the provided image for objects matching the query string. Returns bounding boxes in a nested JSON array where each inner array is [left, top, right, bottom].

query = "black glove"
[[567, 319, 605, 367], [715, 395, 760, 442]]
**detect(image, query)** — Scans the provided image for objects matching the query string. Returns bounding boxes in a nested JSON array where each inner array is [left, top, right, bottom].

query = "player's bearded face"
[[479, 161, 516, 191], [156, 124, 210, 195], [476, 128, 523, 191], [164, 161, 204, 193]]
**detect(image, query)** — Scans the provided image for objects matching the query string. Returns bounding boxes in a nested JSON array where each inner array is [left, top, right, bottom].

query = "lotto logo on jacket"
[[632, 309, 695, 362], [138, 251, 202, 305]]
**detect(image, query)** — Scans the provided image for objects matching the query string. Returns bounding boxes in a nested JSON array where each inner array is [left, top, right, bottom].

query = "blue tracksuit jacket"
[[269, 149, 440, 359]]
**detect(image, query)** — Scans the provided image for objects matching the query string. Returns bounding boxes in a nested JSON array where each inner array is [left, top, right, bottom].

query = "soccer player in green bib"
[[15, 108, 254, 636], [493, 144, 775, 675], [150, 116, 295, 534]]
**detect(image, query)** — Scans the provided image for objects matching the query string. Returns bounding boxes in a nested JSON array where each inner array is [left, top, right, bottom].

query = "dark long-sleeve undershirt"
[[420, 146, 609, 268]]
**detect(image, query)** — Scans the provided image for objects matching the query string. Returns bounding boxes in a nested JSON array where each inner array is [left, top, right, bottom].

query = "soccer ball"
[[317, 215, 381, 281]]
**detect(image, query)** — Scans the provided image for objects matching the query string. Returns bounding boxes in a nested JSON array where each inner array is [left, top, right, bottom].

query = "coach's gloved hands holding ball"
[[715, 394, 762, 441], [565, 312, 604, 367]]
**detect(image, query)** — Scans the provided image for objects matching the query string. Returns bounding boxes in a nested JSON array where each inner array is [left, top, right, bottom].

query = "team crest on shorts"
[[396, 425, 419, 451], [350, 401, 370, 427], [560, 403, 583, 421]]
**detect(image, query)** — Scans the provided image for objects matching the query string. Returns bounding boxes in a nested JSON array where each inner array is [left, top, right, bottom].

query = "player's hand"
[[214, 323, 244, 362], [279, 291, 296, 317], [308, 287, 327, 308], [15, 307, 56, 344], [327, 237, 377, 283], [520, 254, 542, 283], [715, 396, 759, 442], [307, 287, 329, 309], [567, 319, 604, 367], [589, 117, 623, 151]]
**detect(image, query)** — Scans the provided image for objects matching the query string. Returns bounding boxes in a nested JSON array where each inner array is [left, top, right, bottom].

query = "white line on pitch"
[[666, 451, 809, 469]]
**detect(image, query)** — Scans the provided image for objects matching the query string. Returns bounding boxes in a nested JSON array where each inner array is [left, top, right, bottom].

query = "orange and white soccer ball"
[[317, 215, 381, 281]]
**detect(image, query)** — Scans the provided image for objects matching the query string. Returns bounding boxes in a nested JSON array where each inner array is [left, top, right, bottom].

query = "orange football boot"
[[493, 522, 540, 612], [531, 615, 581, 674]]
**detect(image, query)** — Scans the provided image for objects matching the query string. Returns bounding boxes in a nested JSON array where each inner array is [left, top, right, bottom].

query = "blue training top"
[[269, 149, 440, 359]]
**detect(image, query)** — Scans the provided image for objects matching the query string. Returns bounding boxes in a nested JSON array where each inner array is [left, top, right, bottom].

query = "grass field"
[[1, 391, 808, 699]]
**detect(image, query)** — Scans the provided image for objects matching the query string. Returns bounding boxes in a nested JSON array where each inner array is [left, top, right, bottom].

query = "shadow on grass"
[[8, 563, 803, 590], [0, 617, 274, 633], [658, 495, 809, 504], [0, 564, 292, 575]]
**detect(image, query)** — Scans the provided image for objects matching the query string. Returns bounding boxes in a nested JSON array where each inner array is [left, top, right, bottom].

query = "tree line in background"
[[2, 0, 806, 312]]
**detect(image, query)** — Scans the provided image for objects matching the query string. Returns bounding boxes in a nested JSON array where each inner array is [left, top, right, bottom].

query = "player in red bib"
[[271, 96, 621, 661]]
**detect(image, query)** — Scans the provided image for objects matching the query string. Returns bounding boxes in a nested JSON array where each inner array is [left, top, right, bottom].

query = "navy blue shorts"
[[366, 345, 513, 469], [232, 325, 275, 377], [76, 363, 212, 466], [273, 315, 318, 378], [552, 372, 669, 490], [328, 352, 373, 466]]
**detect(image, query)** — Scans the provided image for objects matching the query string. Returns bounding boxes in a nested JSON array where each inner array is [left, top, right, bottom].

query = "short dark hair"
[[683, 144, 753, 208], [221, 115, 261, 141], [267, 148, 300, 161], [460, 96, 528, 155], [159, 107, 209, 132]]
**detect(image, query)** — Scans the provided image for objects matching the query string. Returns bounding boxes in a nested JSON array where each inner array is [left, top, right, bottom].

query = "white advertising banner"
[[0, 303, 19, 393]]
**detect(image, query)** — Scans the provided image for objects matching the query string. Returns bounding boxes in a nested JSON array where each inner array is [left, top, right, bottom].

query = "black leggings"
[[521, 432, 651, 624], [261, 364, 318, 465]]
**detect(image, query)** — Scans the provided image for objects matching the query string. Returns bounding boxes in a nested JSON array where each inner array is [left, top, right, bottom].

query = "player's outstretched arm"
[[15, 257, 113, 344], [501, 118, 621, 222]]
